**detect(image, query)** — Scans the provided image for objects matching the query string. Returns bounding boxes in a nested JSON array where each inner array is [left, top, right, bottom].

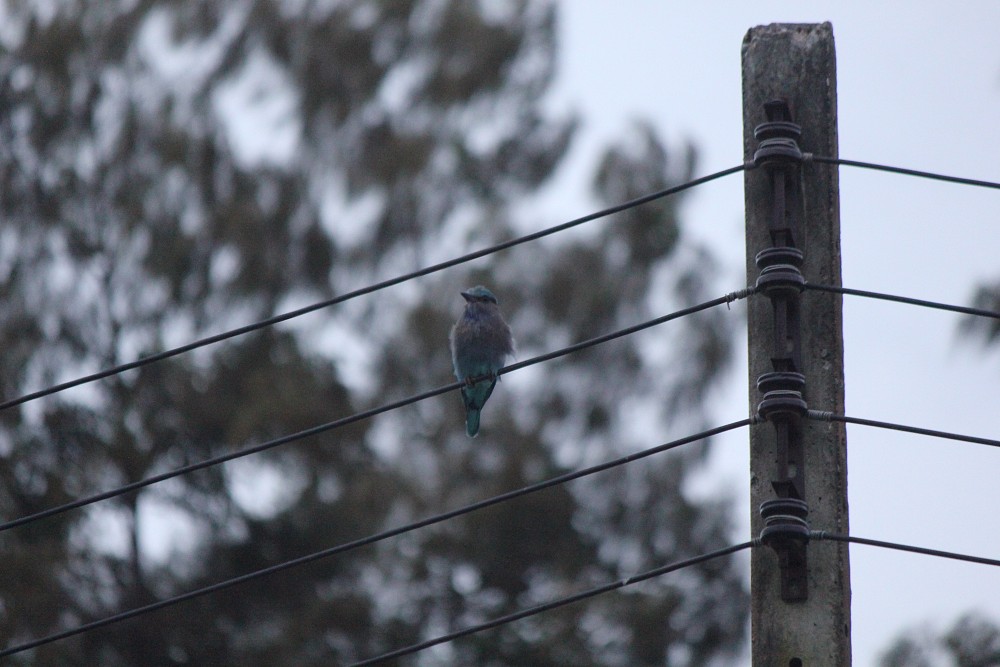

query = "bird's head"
[[461, 285, 499, 305]]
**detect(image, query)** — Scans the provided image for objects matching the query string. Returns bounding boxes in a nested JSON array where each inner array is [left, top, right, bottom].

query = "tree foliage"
[[0, 1, 746, 664], [961, 280, 1000, 350], [879, 611, 1000, 667]]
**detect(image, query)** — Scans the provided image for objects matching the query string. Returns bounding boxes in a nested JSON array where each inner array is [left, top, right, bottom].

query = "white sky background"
[[551, 2, 1000, 664]]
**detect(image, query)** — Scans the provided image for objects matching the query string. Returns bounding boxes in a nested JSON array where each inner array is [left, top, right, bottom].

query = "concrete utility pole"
[[743, 23, 851, 666]]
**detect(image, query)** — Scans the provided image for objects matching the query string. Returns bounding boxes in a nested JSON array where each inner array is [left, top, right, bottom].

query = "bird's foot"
[[465, 372, 499, 387]]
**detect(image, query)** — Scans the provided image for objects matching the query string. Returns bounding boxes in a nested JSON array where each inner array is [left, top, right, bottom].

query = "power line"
[[812, 532, 1000, 568], [0, 164, 747, 413], [805, 283, 1000, 320], [342, 527, 1000, 666], [0, 289, 754, 535], [8, 154, 991, 414], [0, 382, 454, 534], [353, 530, 1000, 666], [807, 411, 1000, 449], [349, 541, 755, 666], [500, 287, 755, 377], [0, 420, 751, 658], [10, 150, 996, 658], [809, 155, 1000, 190]]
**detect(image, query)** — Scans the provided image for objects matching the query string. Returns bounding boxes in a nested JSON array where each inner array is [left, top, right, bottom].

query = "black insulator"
[[757, 389, 808, 421], [755, 263, 805, 297], [759, 497, 811, 544], [753, 138, 804, 166], [754, 119, 801, 142], [755, 246, 803, 269], [760, 497, 811, 602], [753, 113, 804, 167], [755, 248, 805, 297], [755, 247, 805, 296], [757, 370, 808, 421], [757, 371, 805, 395]]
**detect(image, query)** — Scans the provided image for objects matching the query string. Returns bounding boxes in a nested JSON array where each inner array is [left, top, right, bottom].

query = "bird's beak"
[[460, 291, 473, 301]]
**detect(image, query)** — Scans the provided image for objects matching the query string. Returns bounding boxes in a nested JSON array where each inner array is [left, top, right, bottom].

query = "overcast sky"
[[549, 2, 1000, 664]]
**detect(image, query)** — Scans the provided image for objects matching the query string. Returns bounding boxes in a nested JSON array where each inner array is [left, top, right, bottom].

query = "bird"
[[449, 285, 515, 437]]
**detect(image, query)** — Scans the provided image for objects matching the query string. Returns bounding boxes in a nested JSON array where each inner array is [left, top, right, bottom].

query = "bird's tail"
[[465, 408, 482, 437], [460, 378, 496, 438]]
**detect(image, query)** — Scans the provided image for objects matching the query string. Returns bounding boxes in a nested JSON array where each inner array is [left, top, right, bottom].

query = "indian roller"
[[449, 286, 514, 437]]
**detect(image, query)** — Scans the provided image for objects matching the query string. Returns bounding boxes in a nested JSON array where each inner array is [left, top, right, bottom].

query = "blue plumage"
[[449, 286, 514, 437]]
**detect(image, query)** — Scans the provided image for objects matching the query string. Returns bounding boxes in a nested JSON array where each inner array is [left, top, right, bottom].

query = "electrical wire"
[[812, 532, 1000, 568], [338, 531, 1000, 666], [0, 383, 454, 534], [0, 420, 751, 658], [805, 284, 1000, 320], [0, 288, 755, 535], [8, 152, 995, 659], [809, 155, 1000, 190], [348, 541, 755, 666], [807, 411, 1000, 449], [358, 528, 1000, 665], [500, 287, 755, 377], [0, 164, 748, 413]]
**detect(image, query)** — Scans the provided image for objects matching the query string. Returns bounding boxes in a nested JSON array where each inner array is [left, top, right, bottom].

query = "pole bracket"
[[753, 99, 811, 602], [759, 498, 810, 601]]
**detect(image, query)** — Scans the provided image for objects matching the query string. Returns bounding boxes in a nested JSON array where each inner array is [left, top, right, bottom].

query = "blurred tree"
[[962, 280, 1000, 349], [0, 1, 746, 665], [879, 611, 1000, 667]]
